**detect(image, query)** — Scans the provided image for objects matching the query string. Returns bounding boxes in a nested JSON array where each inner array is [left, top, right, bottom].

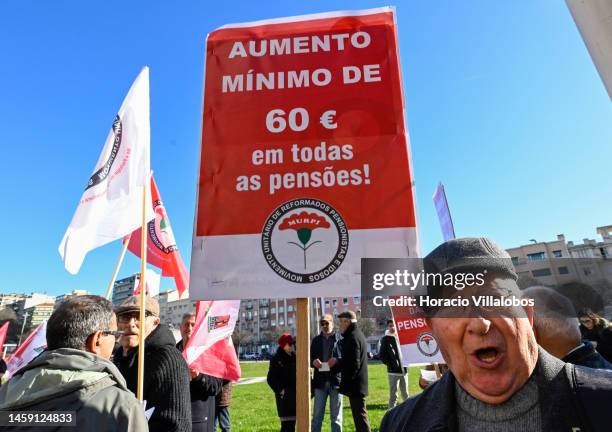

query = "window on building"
[[325, 300, 330, 306], [279, 307, 284, 313], [353, 296, 360, 304], [527, 252, 545, 261], [279, 320, 284, 326], [288, 317, 294, 325], [288, 305, 294, 312], [511, 257, 519, 266], [271, 307, 276, 313], [342, 297, 348, 305], [271, 319, 276, 326], [332, 299, 337, 306], [600, 247, 608, 258], [254, 311, 258, 316], [558, 266, 569, 275], [552, 250, 563, 258], [531, 268, 552, 277]]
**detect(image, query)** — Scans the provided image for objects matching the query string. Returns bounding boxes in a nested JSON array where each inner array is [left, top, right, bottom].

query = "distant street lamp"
[[529, 239, 538, 244]]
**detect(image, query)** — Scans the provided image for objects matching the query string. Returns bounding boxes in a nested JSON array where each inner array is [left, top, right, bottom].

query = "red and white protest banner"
[[392, 306, 444, 365], [191, 7, 418, 299], [182, 300, 241, 382], [5, 321, 47, 380]]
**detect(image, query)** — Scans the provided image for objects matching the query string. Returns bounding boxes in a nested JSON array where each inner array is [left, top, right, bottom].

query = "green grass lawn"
[[231, 362, 423, 431]]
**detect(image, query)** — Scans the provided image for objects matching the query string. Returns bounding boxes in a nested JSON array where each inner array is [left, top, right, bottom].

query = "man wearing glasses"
[[310, 314, 342, 432], [113, 295, 191, 432], [0, 295, 148, 431]]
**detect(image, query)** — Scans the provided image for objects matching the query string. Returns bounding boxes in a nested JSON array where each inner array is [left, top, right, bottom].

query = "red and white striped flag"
[[0, 322, 9, 357], [5, 321, 47, 380], [182, 300, 241, 382]]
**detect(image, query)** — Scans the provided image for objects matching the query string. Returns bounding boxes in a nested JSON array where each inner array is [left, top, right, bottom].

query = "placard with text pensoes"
[[191, 7, 418, 300]]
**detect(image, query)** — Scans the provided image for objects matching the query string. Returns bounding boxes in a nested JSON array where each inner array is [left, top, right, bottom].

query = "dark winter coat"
[[379, 334, 406, 375], [176, 340, 224, 432], [113, 324, 191, 432], [335, 323, 368, 397], [0, 348, 147, 432], [564, 341, 612, 370], [310, 332, 341, 389], [267, 347, 296, 420], [381, 349, 612, 432], [582, 323, 612, 362]]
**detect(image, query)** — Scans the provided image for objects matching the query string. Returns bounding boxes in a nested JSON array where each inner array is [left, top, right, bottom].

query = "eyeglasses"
[[98, 330, 125, 339], [320, 321, 330, 326], [118, 312, 154, 323]]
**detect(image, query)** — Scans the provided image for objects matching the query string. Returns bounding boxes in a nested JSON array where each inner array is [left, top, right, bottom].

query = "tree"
[[232, 329, 255, 354], [358, 318, 376, 338], [557, 281, 604, 315]]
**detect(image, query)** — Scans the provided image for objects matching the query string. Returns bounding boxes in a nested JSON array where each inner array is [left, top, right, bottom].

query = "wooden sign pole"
[[296, 297, 311, 431]]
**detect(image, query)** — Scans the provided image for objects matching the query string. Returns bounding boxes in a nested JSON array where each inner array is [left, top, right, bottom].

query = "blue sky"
[[1, 1, 610, 297]]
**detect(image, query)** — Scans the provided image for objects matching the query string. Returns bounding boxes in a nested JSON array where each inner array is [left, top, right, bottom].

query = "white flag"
[[59, 67, 154, 274], [5, 321, 47, 380], [133, 268, 161, 297]]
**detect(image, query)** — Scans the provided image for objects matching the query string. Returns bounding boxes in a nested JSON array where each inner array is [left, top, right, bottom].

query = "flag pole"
[[296, 297, 311, 431], [105, 233, 132, 300], [136, 182, 148, 401]]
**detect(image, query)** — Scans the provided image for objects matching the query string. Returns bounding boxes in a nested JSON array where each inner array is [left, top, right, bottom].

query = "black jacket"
[[176, 340, 224, 432], [113, 324, 192, 432], [564, 341, 612, 370], [335, 323, 368, 397], [267, 347, 296, 419], [379, 334, 406, 374], [581, 323, 612, 362], [310, 332, 341, 389], [381, 349, 612, 432]]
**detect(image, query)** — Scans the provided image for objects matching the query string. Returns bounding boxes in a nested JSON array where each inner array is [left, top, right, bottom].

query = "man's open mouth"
[[471, 347, 503, 368]]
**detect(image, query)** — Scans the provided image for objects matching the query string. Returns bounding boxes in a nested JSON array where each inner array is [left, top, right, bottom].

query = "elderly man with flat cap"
[[114, 295, 192, 432], [381, 237, 612, 432]]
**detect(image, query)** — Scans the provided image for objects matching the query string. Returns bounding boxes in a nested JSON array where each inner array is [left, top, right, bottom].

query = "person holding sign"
[[310, 314, 342, 432], [328, 311, 371, 432], [267, 333, 297, 432], [381, 238, 612, 432]]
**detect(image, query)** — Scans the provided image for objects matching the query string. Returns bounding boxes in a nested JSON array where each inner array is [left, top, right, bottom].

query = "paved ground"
[[236, 376, 266, 385]]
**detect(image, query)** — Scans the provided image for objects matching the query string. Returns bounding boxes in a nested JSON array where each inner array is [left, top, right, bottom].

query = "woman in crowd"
[[267, 333, 296, 432], [579, 309, 612, 362]]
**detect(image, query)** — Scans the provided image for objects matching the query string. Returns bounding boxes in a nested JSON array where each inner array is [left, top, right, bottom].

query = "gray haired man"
[[0, 295, 148, 431], [523, 285, 612, 370]]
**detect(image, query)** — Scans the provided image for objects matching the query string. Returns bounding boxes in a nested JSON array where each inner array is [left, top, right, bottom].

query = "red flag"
[[0, 321, 9, 357], [125, 174, 189, 298], [5, 321, 47, 379], [182, 300, 241, 382]]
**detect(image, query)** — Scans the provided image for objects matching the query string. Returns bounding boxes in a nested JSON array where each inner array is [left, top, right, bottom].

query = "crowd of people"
[[1, 237, 612, 431], [0, 295, 233, 432], [266, 237, 612, 432]]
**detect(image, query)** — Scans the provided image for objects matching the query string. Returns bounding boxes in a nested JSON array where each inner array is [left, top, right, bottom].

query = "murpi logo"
[[261, 198, 348, 284]]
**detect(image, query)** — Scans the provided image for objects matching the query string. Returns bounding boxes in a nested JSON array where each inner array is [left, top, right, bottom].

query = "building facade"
[[111, 275, 138, 307]]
